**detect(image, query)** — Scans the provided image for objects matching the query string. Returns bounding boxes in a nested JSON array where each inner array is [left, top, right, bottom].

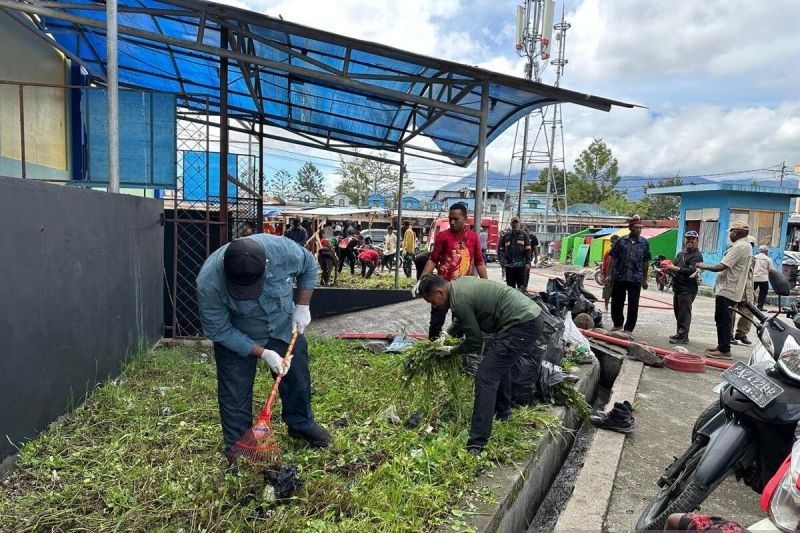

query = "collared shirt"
[[502, 229, 531, 267], [753, 252, 772, 283], [196, 234, 317, 357], [430, 228, 484, 281], [384, 233, 397, 255], [610, 235, 652, 283], [672, 249, 704, 294], [403, 228, 416, 253], [715, 238, 753, 302], [284, 226, 307, 246], [447, 277, 541, 355]]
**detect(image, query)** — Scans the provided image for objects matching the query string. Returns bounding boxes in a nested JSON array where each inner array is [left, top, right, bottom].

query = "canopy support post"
[[219, 27, 229, 246], [257, 117, 264, 233], [394, 145, 405, 289], [473, 81, 489, 233], [106, 0, 119, 193]]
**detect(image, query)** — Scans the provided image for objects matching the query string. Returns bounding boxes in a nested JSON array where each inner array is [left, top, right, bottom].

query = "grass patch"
[[323, 271, 417, 290], [0, 337, 560, 532]]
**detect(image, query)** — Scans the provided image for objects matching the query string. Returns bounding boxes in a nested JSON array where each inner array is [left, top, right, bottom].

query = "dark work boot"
[[288, 422, 331, 448], [590, 403, 635, 434]]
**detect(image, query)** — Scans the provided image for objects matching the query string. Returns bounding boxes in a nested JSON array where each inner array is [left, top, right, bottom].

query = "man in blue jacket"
[[196, 234, 329, 462]]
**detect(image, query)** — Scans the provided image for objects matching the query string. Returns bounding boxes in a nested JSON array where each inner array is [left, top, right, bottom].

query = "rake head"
[[226, 417, 282, 467]]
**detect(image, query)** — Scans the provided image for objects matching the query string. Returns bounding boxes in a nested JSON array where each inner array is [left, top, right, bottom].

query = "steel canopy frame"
[[0, 0, 636, 287]]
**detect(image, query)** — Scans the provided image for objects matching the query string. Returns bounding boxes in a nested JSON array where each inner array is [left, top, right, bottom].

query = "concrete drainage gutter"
[[448, 358, 600, 532]]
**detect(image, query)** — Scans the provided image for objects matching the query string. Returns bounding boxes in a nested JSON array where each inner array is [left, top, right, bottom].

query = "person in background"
[[601, 234, 620, 312], [497, 226, 510, 280], [753, 244, 772, 310], [322, 222, 334, 240], [402, 220, 416, 278], [382, 226, 398, 272], [317, 239, 337, 286], [346, 221, 356, 237], [502, 217, 531, 290], [418, 202, 488, 339], [697, 221, 753, 360], [522, 224, 539, 290], [418, 274, 544, 454], [547, 241, 556, 259], [479, 228, 489, 265], [358, 245, 380, 279], [609, 216, 651, 335], [284, 217, 308, 246], [732, 236, 757, 346], [196, 236, 330, 460], [336, 234, 356, 275], [241, 222, 255, 237], [663, 230, 703, 345]]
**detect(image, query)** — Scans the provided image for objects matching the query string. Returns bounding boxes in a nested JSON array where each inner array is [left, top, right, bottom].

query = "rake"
[[226, 331, 299, 466]]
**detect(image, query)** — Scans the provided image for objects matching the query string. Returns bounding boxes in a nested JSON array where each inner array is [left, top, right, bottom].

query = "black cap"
[[223, 238, 266, 300]]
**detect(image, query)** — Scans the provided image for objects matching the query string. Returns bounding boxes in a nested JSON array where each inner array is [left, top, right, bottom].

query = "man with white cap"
[[697, 221, 753, 359], [732, 236, 758, 346]]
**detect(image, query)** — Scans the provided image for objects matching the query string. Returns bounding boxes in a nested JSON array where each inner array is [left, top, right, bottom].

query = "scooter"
[[636, 271, 800, 531], [651, 255, 673, 292]]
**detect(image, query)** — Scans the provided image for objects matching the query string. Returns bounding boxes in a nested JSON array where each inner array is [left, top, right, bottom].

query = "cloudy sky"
[[221, 0, 800, 192]]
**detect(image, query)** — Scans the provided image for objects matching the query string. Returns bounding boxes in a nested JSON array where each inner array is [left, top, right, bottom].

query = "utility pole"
[[106, 0, 119, 193], [780, 161, 786, 186], [512, 1, 570, 240]]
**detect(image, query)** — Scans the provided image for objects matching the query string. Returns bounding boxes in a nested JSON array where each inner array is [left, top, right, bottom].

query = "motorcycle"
[[593, 260, 605, 285], [651, 255, 673, 292], [636, 270, 800, 531]]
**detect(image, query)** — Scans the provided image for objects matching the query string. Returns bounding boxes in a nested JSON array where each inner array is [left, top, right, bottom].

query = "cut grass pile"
[[0, 337, 562, 532], [321, 271, 417, 290]]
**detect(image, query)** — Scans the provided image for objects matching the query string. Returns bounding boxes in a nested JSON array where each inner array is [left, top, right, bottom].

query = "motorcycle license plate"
[[721, 361, 784, 408]]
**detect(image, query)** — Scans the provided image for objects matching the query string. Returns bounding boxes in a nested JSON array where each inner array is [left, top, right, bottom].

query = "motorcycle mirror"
[[769, 268, 792, 296]]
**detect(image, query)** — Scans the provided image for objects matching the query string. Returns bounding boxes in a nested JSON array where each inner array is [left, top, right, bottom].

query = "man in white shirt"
[[753, 244, 772, 310], [381, 226, 398, 272], [697, 221, 753, 359]]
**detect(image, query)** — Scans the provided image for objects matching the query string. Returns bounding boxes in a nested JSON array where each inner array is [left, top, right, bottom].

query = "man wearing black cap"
[[196, 234, 330, 460]]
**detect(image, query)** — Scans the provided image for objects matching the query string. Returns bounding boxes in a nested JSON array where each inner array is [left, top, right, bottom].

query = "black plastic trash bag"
[[536, 360, 579, 404]]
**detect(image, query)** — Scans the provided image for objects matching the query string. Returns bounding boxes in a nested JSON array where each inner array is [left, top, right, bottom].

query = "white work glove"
[[261, 348, 290, 375], [293, 304, 311, 334], [436, 345, 454, 356], [411, 280, 421, 298]]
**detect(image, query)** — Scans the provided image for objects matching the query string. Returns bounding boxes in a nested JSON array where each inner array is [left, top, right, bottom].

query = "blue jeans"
[[213, 335, 315, 452]]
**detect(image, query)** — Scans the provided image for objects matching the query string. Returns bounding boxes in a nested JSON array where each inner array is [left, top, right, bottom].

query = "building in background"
[[650, 183, 799, 286]]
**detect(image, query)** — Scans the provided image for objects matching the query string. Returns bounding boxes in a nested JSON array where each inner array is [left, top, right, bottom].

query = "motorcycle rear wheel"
[[594, 270, 604, 285], [635, 443, 712, 531]]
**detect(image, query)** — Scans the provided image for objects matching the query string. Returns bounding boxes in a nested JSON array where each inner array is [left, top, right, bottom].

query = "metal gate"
[[164, 98, 261, 338]]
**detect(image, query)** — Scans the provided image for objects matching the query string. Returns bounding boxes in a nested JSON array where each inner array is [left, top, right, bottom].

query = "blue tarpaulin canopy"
[[1, 0, 635, 167]]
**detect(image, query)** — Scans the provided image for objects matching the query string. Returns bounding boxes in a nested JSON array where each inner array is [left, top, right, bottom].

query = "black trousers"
[[755, 281, 769, 308], [381, 253, 396, 270], [337, 248, 356, 274], [360, 260, 376, 278], [673, 291, 697, 338], [505, 266, 525, 290], [414, 253, 430, 280], [714, 295, 736, 353], [402, 252, 413, 278], [213, 336, 315, 454], [610, 280, 642, 332], [468, 316, 544, 449]]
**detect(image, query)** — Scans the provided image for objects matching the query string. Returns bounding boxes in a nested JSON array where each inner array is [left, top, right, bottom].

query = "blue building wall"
[[367, 194, 386, 208], [675, 191, 792, 286], [401, 196, 421, 210]]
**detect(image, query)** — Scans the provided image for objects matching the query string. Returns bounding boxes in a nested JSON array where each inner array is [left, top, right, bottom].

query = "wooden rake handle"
[[263, 330, 299, 417]]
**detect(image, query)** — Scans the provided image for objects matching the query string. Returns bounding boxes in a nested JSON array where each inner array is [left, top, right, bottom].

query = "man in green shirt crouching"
[[418, 274, 544, 453]]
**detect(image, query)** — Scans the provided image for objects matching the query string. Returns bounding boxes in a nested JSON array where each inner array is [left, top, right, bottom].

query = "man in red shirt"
[[419, 202, 488, 338], [357, 246, 380, 279]]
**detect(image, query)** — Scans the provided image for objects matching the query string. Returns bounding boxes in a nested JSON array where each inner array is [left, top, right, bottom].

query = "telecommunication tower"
[[512, 0, 570, 240]]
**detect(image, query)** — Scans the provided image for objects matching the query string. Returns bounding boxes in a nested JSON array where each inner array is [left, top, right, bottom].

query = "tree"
[[637, 176, 683, 219], [573, 138, 620, 204], [295, 162, 326, 197], [264, 169, 296, 201], [525, 167, 620, 207], [334, 156, 414, 206], [600, 195, 638, 216]]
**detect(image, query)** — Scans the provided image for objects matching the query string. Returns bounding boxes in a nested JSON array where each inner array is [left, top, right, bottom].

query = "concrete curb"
[[554, 359, 645, 531], [450, 358, 601, 533]]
